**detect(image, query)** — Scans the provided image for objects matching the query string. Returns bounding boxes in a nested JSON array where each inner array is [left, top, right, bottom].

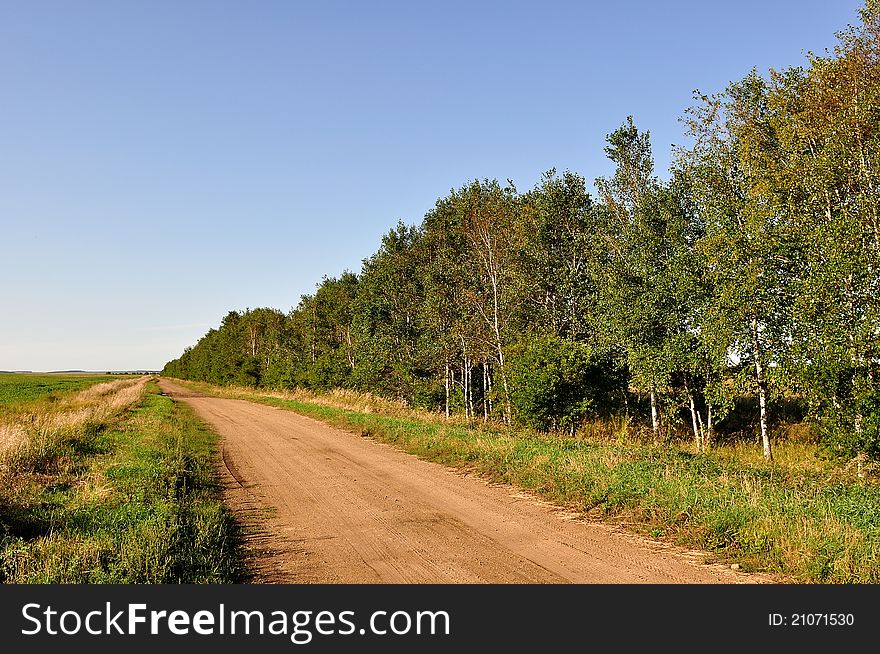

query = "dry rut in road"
[[160, 380, 765, 584]]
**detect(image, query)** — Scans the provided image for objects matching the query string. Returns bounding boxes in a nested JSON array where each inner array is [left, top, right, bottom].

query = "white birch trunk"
[[345, 328, 355, 369], [489, 274, 511, 423], [688, 390, 701, 452], [461, 359, 469, 420], [466, 356, 475, 419], [486, 362, 493, 418], [750, 315, 773, 462], [444, 362, 450, 420], [706, 403, 713, 449], [483, 360, 489, 422], [696, 408, 706, 453], [650, 389, 660, 439]]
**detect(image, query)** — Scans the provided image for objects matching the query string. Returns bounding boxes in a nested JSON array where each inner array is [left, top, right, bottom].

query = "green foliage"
[[508, 335, 624, 433], [519, 170, 598, 339], [352, 222, 429, 400], [809, 365, 880, 460]]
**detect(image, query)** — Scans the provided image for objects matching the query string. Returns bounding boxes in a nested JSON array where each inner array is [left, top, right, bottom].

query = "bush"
[[817, 391, 880, 461], [507, 335, 625, 433], [806, 364, 880, 460]]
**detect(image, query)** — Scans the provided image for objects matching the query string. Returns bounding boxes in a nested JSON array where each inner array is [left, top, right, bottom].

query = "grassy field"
[[174, 379, 880, 584], [0, 373, 118, 408], [0, 377, 245, 583]]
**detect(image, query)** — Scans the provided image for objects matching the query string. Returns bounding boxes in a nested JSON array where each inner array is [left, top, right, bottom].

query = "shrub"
[[507, 335, 625, 434]]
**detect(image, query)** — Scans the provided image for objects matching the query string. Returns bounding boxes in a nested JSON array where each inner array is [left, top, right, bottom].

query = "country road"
[[160, 380, 763, 584]]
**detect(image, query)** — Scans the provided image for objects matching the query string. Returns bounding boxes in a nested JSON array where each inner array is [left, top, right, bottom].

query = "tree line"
[[164, 5, 880, 461]]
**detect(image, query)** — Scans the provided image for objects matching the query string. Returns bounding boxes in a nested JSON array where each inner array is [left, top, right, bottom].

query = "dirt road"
[[160, 380, 763, 584]]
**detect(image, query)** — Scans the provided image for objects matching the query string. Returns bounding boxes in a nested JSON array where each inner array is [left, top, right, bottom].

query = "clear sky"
[[0, 0, 864, 371]]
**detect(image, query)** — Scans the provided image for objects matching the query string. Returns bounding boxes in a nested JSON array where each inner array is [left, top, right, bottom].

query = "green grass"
[[0, 381, 246, 583], [176, 379, 880, 584], [0, 374, 118, 408]]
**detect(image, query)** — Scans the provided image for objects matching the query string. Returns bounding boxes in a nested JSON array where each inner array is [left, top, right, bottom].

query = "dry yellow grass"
[[191, 382, 458, 424], [0, 423, 27, 454], [0, 377, 148, 464]]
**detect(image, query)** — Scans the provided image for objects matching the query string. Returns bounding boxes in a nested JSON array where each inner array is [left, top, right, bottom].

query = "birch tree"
[[520, 169, 598, 340], [758, 3, 880, 458], [352, 222, 429, 403], [594, 117, 674, 439], [681, 75, 795, 461], [457, 180, 523, 423]]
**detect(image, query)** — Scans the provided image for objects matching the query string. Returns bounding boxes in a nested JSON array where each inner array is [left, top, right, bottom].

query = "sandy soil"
[[160, 380, 769, 584]]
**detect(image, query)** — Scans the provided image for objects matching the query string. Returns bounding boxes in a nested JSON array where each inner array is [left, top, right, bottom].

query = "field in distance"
[[0, 373, 120, 408]]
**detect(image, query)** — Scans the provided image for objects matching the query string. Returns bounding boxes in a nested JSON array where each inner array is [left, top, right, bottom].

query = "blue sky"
[[0, 0, 864, 371]]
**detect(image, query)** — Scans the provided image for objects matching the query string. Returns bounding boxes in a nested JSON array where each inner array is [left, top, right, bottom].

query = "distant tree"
[[352, 222, 430, 403], [299, 273, 359, 390]]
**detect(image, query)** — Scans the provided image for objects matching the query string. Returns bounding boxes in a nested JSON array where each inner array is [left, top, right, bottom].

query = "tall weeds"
[[0, 377, 147, 472], [1, 379, 244, 583]]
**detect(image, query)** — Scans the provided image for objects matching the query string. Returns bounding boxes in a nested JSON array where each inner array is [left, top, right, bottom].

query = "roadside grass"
[[175, 379, 880, 583], [0, 379, 245, 583]]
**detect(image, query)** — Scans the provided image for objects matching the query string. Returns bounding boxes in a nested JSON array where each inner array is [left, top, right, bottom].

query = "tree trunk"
[[497, 352, 511, 424], [464, 356, 473, 420], [464, 357, 469, 419], [650, 389, 660, 439], [311, 305, 317, 364], [444, 362, 450, 419], [489, 273, 512, 423], [757, 381, 771, 461], [482, 360, 489, 422], [695, 401, 712, 453], [467, 357, 475, 418], [687, 389, 701, 452], [706, 403, 713, 449], [750, 315, 773, 462], [345, 328, 355, 370], [486, 362, 493, 418], [696, 407, 706, 453], [461, 359, 468, 420]]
